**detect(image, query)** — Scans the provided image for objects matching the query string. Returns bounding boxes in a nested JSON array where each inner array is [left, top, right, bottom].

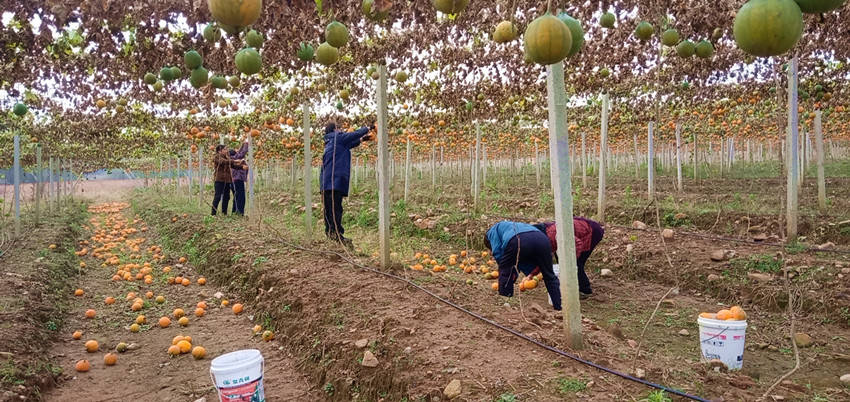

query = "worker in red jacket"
[[532, 217, 604, 299]]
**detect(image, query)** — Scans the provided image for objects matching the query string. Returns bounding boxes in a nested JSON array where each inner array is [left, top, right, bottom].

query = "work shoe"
[[579, 292, 593, 300]]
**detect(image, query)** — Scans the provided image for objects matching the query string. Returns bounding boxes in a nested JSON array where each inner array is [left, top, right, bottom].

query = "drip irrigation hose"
[[262, 223, 710, 402]]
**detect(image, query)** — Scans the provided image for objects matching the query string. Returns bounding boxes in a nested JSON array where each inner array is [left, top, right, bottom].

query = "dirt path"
[[43, 202, 317, 401]]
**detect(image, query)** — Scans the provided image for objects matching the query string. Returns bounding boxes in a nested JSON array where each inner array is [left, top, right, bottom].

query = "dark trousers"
[[576, 219, 604, 294], [497, 231, 562, 311], [211, 181, 231, 215], [322, 190, 345, 238], [231, 180, 246, 215]]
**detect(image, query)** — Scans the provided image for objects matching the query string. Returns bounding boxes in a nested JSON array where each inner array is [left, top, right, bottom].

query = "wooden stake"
[[581, 131, 587, 188], [198, 148, 203, 207], [647, 122, 655, 200], [546, 62, 583, 350], [693, 132, 698, 182], [404, 138, 411, 202], [48, 157, 54, 213], [376, 64, 392, 268], [633, 132, 639, 178], [187, 148, 193, 202], [597, 94, 609, 222], [675, 122, 682, 192], [786, 57, 800, 239], [473, 124, 482, 207], [13, 135, 21, 236], [431, 144, 436, 190], [814, 110, 826, 210], [248, 136, 255, 215], [535, 141, 541, 188], [35, 145, 42, 226], [302, 101, 313, 238]]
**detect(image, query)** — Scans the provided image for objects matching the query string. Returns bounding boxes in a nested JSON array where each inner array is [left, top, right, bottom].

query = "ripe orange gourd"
[[85, 340, 99, 352], [177, 340, 192, 354], [75, 360, 91, 372], [262, 330, 274, 341], [159, 317, 171, 328], [74, 289, 85, 296], [194, 308, 205, 317], [181, 278, 190, 286], [72, 330, 82, 340], [491, 282, 499, 291], [192, 346, 207, 359], [173, 308, 185, 318], [135, 315, 146, 324], [103, 353, 118, 366], [178, 317, 189, 326], [702, 305, 747, 321], [197, 301, 208, 310], [730, 306, 747, 320], [105, 297, 116, 305], [197, 277, 207, 285], [232, 303, 244, 315], [85, 309, 96, 319], [167, 345, 181, 356]]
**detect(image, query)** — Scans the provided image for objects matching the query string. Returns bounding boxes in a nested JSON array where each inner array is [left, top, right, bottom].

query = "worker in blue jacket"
[[484, 220, 561, 310], [320, 121, 374, 247]]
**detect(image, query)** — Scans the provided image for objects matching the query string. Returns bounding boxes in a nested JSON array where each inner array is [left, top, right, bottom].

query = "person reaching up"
[[320, 121, 374, 247]]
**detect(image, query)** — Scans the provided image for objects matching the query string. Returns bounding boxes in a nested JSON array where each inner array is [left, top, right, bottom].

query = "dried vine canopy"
[[1, 1, 847, 167]]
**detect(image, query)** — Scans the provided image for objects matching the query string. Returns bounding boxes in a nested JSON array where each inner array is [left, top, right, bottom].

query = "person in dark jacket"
[[484, 221, 562, 311], [532, 217, 604, 298], [211, 144, 244, 216], [229, 141, 249, 215], [320, 121, 374, 245]]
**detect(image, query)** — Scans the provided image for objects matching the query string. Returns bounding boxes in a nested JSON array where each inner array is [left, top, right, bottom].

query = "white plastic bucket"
[[210, 349, 265, 402], [547, 264, 560, 306], [697, 317, 747, 370]]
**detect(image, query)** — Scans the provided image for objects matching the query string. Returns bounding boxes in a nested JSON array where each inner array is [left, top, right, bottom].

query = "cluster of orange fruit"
[[251, 325, 275, 342], [167, 335, 206, 359], [407, 250, 550, 294], [409, 250, 494, 274], [700, 305, 748, 321], [71, 203, 235, 372], [519, 274, 543, 291]]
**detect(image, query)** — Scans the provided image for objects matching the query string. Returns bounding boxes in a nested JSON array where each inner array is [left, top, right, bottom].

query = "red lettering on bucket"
[[217, 378, 264, 402], [703, 331, 727, 340]]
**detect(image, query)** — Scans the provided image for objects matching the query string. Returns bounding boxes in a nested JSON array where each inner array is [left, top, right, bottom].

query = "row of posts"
[[8, 135, 74, 237]]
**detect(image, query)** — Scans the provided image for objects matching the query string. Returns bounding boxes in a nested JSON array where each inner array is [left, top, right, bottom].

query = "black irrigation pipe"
[[262, 223, 710, 402]]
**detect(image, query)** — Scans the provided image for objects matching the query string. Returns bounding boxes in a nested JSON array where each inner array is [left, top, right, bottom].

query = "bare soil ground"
[[0, 203, 86, 401], [3, 166, 849, 401]]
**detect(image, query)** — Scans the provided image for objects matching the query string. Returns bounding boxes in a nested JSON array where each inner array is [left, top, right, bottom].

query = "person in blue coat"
[[320, 121, 374, 246], [484, 220, 562, 310]]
